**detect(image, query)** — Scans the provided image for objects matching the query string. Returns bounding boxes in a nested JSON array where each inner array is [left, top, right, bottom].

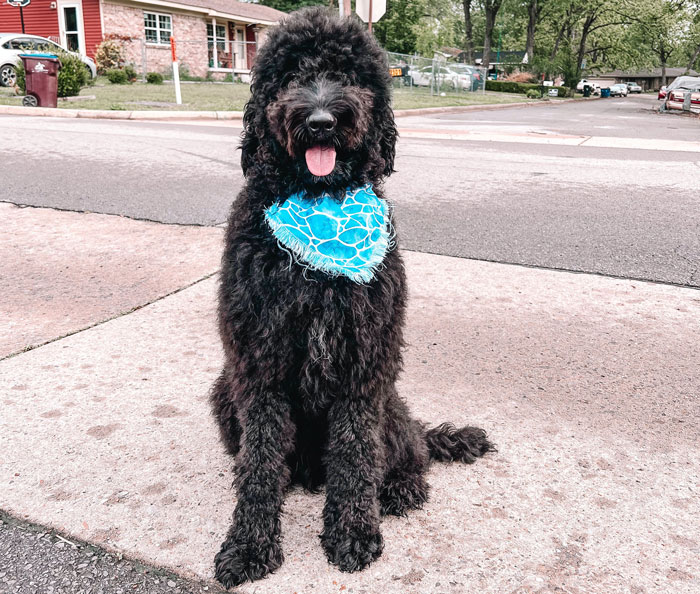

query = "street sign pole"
[[368, 0, 373, 33], [8, 0, 31, 33]]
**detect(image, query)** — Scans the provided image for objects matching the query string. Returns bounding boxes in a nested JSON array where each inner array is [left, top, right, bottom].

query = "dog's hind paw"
[[214, 539, 283, 588], [321, 526, 384, 572]]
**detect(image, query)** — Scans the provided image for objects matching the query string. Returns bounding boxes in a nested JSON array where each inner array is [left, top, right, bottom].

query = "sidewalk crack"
[[1, 271, 218, 362]]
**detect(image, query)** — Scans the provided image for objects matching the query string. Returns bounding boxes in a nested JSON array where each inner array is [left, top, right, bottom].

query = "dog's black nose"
[[307, 110, 336, 133]]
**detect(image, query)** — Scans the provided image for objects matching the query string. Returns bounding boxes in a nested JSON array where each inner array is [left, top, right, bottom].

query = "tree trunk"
[[482, 0, 502, 75], [550, 21, 566, 60], [525, 0, 538, 64], [463, 0, 474, 64], [686, 42, 700, 73], [575, 13, 596, 82], [661, 61, 667, 87]]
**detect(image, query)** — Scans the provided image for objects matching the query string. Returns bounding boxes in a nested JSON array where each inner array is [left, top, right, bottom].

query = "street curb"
[[392, 96, 597, 117], [0, 96, 595, 122], [0, 104, 244, 121]]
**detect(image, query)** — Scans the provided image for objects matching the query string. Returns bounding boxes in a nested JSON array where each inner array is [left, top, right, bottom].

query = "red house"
[[0, 0, 285, 79]]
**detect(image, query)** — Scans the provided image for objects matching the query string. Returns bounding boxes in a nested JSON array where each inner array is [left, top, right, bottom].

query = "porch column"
[[212, 17, 217, 69]]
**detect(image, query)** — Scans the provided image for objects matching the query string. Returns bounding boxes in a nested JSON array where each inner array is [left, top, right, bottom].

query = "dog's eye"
[[282, 71, 299, 86]]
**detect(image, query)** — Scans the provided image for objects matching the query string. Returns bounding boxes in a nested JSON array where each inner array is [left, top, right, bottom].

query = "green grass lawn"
[[0, 77, 539, 111]]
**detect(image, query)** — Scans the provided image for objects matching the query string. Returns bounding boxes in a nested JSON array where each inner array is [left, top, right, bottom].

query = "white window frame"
[[144, 11, 172, 46], [207, 18, 228, 69], [58, 1, 86, 56]]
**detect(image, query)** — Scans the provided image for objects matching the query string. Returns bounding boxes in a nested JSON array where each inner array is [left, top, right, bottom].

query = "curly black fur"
[[210, 8, 494, 589]]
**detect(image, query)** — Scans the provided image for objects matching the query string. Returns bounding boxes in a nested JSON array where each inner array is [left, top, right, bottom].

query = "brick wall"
[[102, 1, 209, 77]]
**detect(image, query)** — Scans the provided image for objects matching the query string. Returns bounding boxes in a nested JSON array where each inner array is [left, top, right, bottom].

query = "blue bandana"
[[264, 185, 391, 283]]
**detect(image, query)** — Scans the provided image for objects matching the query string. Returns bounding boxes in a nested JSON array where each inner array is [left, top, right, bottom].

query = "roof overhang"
[[116, 0, 280, 26]]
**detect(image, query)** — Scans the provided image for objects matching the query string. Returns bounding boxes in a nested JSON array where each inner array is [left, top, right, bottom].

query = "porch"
[[206, 19, 259, 78]]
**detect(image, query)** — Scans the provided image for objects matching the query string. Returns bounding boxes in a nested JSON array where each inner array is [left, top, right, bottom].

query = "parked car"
[[665, 88, 700, 113], [658, 75, 700, 100], [450, 64, 482, 91], [576, 78, 600, 95], [409, 65, 467, 90], [0, 33, 97, 87], [626, 81, 642, 93], [609, 83, 628, 97]]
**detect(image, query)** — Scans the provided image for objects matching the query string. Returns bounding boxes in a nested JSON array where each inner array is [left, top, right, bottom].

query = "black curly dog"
[[210, 8, 493, 588]]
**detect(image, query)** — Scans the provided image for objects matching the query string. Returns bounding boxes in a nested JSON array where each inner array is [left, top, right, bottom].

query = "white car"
[[410, 65, 468, 90], [0, 33, 97, 87], [610, 83, 628, 97], [626, 81, 642, 93]]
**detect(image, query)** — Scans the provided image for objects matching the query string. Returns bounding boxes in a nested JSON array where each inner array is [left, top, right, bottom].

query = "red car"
[[665, 89, 700, 113], [658, 75, 700, 99]]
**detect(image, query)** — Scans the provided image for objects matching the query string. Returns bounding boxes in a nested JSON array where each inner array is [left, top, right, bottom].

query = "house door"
[[59, 2, 85, 54]]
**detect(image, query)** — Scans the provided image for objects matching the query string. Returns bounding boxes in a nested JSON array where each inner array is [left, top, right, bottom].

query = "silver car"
[[0, 33, 97, 87]]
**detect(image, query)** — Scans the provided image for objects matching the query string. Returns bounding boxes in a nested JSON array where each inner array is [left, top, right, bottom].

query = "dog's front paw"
[[321, 525, 384, 572], [214, 538, 283, 589]]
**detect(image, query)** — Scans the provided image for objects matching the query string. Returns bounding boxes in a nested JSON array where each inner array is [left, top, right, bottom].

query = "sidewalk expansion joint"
[[402, 248, 700, 292], [1, 271, 219, 362], [0, 201, 223, 229]]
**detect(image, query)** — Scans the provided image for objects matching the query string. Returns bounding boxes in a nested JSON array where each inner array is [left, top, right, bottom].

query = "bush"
[[146, 72, 163, 84], [94, 38, 125, 73], [56, 51, 90, 97], [124, 64, 138, 82], [526, 89, 540, 99], [15, 61, 25, 93], [106, 68, 129, 84], [485, 80, 541, 94]]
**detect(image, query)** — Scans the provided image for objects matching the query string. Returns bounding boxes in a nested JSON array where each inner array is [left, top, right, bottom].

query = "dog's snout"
[[307, 110, 336, 133]]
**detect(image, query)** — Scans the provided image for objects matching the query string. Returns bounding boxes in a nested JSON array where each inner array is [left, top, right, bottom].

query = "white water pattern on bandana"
[[264, 185, 392, 283]]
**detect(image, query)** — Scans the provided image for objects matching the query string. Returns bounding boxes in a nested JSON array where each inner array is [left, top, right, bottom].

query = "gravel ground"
[[0, 512, 222, 594]]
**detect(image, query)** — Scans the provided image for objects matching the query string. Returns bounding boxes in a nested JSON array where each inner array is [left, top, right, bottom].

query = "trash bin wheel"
[[22, 95, 38, 107]]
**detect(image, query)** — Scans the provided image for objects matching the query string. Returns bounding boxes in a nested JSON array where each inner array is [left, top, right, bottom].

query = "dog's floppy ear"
[[240, 99, 259, 175], [377, 100, 397, 176]]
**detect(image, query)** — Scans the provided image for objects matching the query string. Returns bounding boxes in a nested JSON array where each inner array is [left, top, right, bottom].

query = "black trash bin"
[[20, 54, 61, 108], [583, 84, 591, 98]]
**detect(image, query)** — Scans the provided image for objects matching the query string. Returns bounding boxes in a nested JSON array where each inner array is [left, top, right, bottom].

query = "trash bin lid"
[[19, 53, 59, 59]]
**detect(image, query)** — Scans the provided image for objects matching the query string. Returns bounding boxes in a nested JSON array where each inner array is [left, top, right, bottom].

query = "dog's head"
[[241, 8, 397, 198]]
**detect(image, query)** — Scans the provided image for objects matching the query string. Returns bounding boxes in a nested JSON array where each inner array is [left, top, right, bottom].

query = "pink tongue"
[[305, 145, 336, 177]]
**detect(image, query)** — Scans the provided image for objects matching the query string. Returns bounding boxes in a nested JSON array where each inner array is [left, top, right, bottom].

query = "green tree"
[[374, 0, 424, 54]]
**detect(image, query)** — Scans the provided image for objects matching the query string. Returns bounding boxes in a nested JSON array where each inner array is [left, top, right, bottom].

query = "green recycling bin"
[[20, 54, 62, 108]]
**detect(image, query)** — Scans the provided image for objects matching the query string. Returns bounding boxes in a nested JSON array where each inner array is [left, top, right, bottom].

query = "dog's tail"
[[425, 423, 495, 463]]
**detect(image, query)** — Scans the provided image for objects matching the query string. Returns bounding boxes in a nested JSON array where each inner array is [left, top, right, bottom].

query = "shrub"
[[526, 89, 540, 99], [124, 64, 138, 82], [94, 38, 125, 73], [15, 61, 25, 93], [485, 80, 541, 94], [146, 71, 163, 84], [56, 51, 90, 97], [506, 72, 537, 83], [106, 68, 129, 84]]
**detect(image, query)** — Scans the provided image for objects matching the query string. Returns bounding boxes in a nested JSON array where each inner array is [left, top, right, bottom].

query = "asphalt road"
[[0, 512, 219, 594], [1, 94, 698, 287]]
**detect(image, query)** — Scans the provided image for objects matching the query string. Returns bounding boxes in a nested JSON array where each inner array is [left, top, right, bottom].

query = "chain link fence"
[[118, 38, 258, 81], [113, 40, 485, 92], [386, 51, 486, 98]]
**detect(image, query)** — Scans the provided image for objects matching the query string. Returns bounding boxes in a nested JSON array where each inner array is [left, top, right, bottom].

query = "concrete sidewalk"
[[1, 204, 699, 593]]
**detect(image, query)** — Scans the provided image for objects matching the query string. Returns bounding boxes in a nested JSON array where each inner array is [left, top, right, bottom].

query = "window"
[[207, 23, 228, 68], [207, 23, 226, 52], [63, 6, 80, 52], [144, 11, 172, 45]]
